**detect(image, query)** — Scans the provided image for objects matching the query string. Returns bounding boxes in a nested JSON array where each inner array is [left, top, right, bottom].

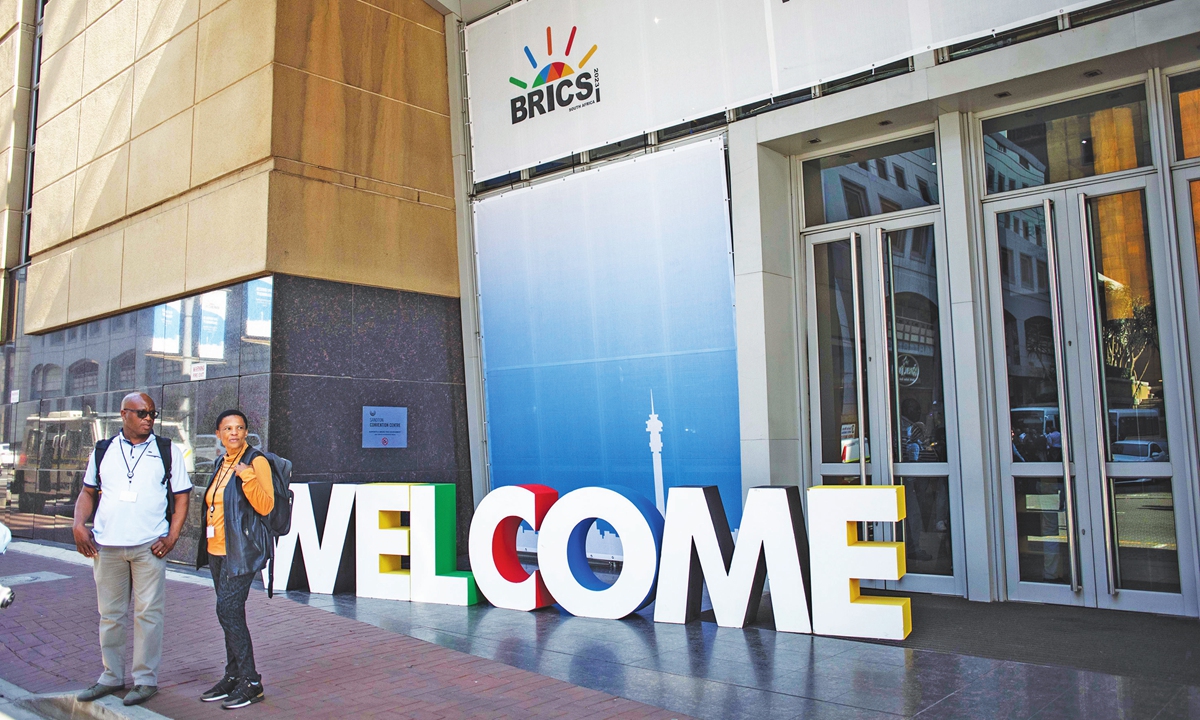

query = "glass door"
[[986, 176, 1197, 614], [804, 214, 964, 594]]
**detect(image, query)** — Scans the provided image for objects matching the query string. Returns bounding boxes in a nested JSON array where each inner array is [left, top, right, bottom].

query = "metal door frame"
[[802, 209, 966, 596], [984, 174, 1198, 614], [1171, 162, 1200, 615]]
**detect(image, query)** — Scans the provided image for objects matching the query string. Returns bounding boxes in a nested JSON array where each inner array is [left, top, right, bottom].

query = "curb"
[[7, 542, 212, 588], [0, 679, 172, 720]]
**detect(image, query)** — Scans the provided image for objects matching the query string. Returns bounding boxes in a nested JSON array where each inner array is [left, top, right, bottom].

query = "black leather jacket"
[[195, 446, 272, 577]]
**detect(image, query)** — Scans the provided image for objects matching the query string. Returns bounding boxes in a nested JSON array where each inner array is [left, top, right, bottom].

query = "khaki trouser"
[[93, 541, 167, 686]]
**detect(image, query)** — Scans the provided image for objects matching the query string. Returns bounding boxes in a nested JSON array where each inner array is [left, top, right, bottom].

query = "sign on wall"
[[362, 406, 408, 448], [473, 139, 743, 542], [465, 0, 1113, 181]]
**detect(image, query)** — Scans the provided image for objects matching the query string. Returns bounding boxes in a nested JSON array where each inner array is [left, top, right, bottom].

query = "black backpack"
[[251, 448, 293, 538], [242, 447, 293, 597], [93, 435, 177, 520]]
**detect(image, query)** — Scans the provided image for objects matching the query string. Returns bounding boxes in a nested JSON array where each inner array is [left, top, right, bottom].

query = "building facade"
[[1, 0, 1199, 620]]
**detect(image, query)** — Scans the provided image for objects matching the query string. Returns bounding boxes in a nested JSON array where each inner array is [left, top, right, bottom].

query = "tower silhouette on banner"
[[646, 391, 665, 513]]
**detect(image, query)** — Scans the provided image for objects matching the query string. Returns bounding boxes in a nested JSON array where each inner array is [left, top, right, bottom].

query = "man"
[[0, 518, 12, 608], [72, 392, 191, 706]]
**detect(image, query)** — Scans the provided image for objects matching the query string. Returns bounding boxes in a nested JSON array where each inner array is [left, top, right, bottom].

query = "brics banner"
[[465, 0, 1118, 181], [268, 481, 913, 641]]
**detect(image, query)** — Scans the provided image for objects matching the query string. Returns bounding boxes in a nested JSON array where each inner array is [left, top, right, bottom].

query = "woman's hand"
[[234, 462, 250, 477]]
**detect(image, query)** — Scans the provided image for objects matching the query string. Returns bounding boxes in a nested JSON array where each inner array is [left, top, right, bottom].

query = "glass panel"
[[820, 475, 866, 486], [1192, 181, 1200, 303], [883, 226, 947, 463], [897, 476, 953, 575], [0, 275, 275, 549], [983, 86, 1151, 193], [997, 206, 1062, 462], [802, 135, 938, 226], [1014, 476, 1072, 584], [1084, 191, 1169, 461], [813, 239, 870, 465], [1169, 70, 1200, 161], [1112, 477, 1180, 592]]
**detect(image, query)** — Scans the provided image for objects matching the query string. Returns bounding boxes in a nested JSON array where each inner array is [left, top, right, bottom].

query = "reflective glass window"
[[1084, 190, 1169, 462], [1170, 70, 1200, 161], [1015, 476, 1072, 584], [883, 227, 947, 464], [983, 85, 1151, 193], [997, 206, 1061, 463], [813, 240, 870, 464], [803, 135, 939, 226]]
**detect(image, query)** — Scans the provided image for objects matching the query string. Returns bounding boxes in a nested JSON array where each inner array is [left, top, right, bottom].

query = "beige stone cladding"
[[26, 0, 456, 333], [0, 0, 37, 330]]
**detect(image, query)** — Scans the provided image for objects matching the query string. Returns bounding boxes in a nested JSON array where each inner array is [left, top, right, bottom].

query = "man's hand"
[[151, 533, 177, 559], [73, 485, 99, 558], [73, 524, 97, 558]]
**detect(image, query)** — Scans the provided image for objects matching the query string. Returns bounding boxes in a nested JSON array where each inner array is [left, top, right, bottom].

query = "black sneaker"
[[201, 675, 239, 702], [221, 679, 264, 709]]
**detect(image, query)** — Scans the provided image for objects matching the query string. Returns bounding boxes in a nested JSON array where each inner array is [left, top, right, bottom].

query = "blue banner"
[[474, 139, 743, 529]]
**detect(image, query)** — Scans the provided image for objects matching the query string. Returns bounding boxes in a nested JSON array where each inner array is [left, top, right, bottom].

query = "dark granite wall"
[[266, 275, 474, 551]]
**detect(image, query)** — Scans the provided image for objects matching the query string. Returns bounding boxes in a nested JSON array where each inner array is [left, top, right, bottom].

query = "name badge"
[[119, 490, 137, 503], [207, 526, 216, 538]]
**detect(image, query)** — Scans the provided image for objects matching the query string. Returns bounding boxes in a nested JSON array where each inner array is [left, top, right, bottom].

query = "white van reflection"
[[1011, 407, 1061, 462]]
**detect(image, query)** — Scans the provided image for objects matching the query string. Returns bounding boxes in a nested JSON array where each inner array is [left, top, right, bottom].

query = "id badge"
[[119, 490, 137, 503], [207, 526, 216, 538]]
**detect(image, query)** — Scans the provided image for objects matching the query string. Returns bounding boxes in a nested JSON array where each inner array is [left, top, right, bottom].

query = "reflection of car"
[[193, 433, 262, 476], [1112, 440, 1168, 463], [0, 443, 15, 466]]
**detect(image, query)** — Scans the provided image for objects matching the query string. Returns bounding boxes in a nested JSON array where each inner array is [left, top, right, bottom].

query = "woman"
[[196, 410, 274, 709]]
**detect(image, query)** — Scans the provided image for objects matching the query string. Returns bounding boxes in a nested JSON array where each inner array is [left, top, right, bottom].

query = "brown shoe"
[[123, 685, 158, 706]]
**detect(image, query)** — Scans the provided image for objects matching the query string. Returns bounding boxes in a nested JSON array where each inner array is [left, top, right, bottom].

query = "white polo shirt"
[[83, 432, 192, 547]]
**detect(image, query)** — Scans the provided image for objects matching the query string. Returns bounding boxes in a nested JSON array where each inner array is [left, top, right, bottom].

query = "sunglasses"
[[121, 409, 159, 420]]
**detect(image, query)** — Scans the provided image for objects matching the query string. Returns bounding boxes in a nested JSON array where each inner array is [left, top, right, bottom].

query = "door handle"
[[877, 227, 897, 489], [1077, 193, 1119, 595], [849, 232, 867, 486], [1043, 199, 1081, 593]]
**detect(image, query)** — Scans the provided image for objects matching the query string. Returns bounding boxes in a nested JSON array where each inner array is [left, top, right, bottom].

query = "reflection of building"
[[806, 140, 939, 225]]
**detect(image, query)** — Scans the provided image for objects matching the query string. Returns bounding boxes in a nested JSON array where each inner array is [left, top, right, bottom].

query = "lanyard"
[[121, 437, 153, 481], [209, 448, 246, 519]]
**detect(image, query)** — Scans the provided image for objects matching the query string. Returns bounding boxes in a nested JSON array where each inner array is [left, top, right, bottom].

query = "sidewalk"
[[0, 548, 685, 720], [2, 541, 1198, 719]]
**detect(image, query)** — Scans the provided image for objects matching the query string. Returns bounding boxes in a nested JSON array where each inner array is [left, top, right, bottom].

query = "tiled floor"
[[288, 590, 1200, 719]]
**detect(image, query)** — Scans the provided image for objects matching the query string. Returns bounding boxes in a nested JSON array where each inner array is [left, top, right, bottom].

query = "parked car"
[[1111, 440, 1168, 463]]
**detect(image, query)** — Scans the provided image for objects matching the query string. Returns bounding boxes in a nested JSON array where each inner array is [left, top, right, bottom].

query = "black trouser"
[[208, 555, 260, 683]]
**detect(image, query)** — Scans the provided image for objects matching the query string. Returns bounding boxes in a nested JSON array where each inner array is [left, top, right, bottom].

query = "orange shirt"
[[205, 448, 275, 556]]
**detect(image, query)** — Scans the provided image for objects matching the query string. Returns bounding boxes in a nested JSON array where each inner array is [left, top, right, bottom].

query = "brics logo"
[[509, 26, 600, 125]]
